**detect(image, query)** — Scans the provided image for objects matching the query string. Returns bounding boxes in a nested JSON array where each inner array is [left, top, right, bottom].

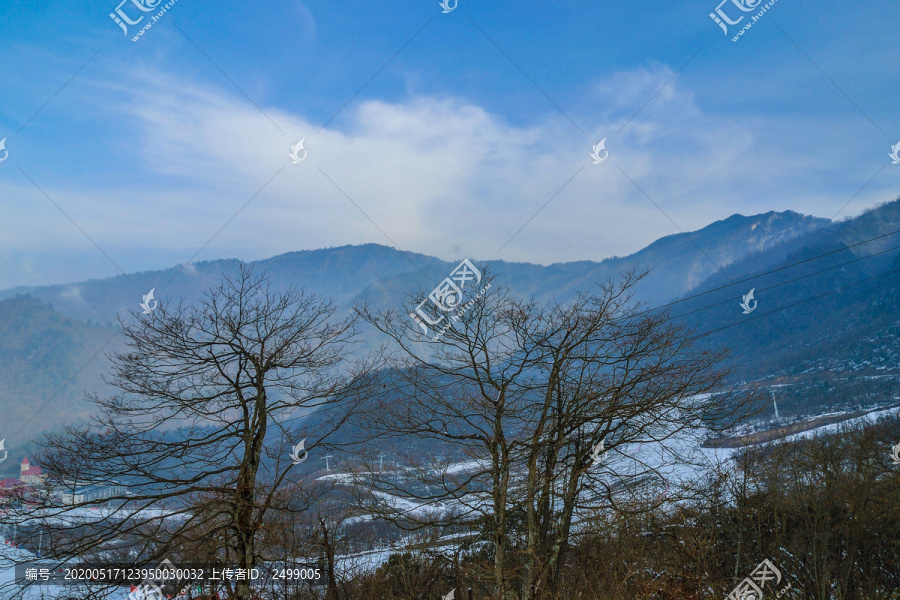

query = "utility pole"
[[377, 452, 385, 472], [772, 390, 780, 421], [322, 453, 334, 472]]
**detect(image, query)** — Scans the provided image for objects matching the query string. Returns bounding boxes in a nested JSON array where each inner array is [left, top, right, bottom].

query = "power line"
[[671, 241, 900, 321], [638, 226, 900, 317], [691, 262, 900, 342]]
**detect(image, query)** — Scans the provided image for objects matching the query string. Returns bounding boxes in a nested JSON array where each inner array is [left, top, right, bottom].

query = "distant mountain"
[[673, 199, 900, 421], [353, 209, 828, 308], [0, 211, 827, 326], [0, 295, 117, 476], [0, 245, 451, 326], [592, 209, 829, 304], [0, 208, 838, 445]]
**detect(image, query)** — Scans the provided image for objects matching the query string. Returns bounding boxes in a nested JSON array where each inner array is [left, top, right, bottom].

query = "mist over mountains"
[[677, 200, 900, 422], [0, 208, 826, 325], [1, 200, 898, 473]]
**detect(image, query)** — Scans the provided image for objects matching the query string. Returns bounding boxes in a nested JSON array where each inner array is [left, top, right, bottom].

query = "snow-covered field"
[[321, 404, 898, 573], [5, 405, 891, 591], [781, 404, 900, 442], [0, 544, 132, 600]]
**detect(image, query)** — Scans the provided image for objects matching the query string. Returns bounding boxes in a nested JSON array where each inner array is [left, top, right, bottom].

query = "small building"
[[53, 480, 126, 505], [0, 478, 24, 500], [0, 477, 35, 505], [7, 459, 127, 506], [19, 458, 45, 486]]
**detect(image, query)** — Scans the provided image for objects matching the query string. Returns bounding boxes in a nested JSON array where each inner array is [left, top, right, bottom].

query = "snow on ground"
[[782, 404, 900, 443], [319, 404, 900, 573], [444, 460, 488, 475], [0, 543, 132, 600], [334, 532, 471, 577], [370, 491, 450, 519], [335, 546, 397, 577], [9, 506, 176, 528], [600, 428, 739, 490], [316, 472, 357, 484], [317, 459, 487, 484]]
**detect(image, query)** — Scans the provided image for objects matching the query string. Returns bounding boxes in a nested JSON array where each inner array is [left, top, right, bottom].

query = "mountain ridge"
[[0, 206, 862, 457], [0, 209, 829, 325]]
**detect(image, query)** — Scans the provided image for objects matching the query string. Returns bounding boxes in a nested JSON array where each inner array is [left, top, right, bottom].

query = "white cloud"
[[59, 285, 85, 304], [1, 64, 895, 290]]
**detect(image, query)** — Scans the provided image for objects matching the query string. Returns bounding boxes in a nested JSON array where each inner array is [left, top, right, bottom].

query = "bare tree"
[[19, 266, 377, 600], [355, 267, 735, 599]]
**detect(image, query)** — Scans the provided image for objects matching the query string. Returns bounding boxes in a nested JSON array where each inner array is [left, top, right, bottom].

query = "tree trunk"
[[320, 517, 339, 600]]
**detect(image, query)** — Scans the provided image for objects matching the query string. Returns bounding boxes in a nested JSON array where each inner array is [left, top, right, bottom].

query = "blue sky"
[[0, 0, 898, 289]]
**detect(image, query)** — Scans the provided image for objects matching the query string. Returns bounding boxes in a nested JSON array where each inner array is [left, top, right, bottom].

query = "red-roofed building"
[[0, 477, 26, 505], [20, 458, 44, 486]]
